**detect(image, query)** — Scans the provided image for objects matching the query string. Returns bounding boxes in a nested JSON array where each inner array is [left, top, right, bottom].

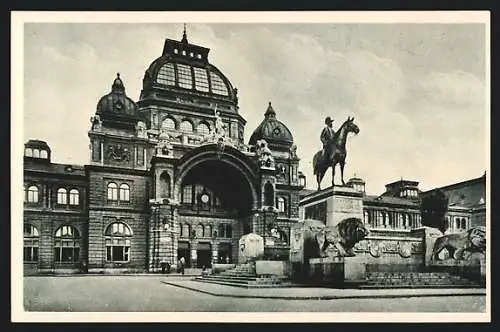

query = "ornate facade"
[[23, 33, 306, 274]]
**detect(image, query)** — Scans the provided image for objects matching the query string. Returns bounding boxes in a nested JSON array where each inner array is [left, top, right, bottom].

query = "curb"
[[160, 281, 486, 301]]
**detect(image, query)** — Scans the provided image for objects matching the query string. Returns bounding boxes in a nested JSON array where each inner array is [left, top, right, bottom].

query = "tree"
[[420, 189, 449, 233]]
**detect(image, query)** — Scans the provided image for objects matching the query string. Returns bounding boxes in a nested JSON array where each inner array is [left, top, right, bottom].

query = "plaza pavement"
[[22, 275, 487, 313]]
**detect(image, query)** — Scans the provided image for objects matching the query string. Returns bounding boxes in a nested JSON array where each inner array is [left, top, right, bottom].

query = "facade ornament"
[[289, 144, 298, 159], [156, 137, 174, 156], [398, 241, 412, 258], [107, 144, 130, 162], [90, 114, 102, 131], [369, 241, 381, 258], [255, 139, 275, 169], [136, 121, 147, 138]]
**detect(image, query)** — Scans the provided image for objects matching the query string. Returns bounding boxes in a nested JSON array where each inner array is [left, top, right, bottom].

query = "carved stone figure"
[[432, 226, 486, 261], [214, 111, 226, 137], [156, 137, 173, 156], [315, 218, 369, 257], [107, 144, 130, 162], [255, 139, 274, 168], [289, 144, 298, 159], [313, 116, 360, 189], [136, 121, 147, 138], [90, 115, 102, 131]]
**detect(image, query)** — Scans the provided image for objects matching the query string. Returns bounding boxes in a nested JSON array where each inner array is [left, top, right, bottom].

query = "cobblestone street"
[[23, 276, 486, 313]]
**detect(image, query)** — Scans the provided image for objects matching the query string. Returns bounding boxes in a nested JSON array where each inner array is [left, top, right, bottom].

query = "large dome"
[[139, 33, 238, 111], [249, 102, 294, 148], [96, 73, 139, 125]]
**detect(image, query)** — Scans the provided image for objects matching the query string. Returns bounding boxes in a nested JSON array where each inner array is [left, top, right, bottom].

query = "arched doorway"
[[175, 147, 258, 265]]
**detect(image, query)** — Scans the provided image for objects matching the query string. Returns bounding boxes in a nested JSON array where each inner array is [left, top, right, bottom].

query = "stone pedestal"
[[327, 186, 364, 228], [343, 256, 367, 281]]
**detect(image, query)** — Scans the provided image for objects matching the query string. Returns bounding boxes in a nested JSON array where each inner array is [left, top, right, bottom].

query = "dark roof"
[[423, 174, 486, 208], [249, 102, 294, 147], [24, 160, 85, 177], [363, 195, 419, 207]]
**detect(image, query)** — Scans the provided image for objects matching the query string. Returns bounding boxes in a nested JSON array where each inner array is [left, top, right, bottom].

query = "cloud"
[[22, 23, 486, 195]]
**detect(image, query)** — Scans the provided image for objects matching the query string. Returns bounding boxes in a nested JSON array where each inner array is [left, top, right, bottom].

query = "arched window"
[[57, 188, 67, 205], [205, 225, 212, 238], [277, 197, 286, 212], [196, 224, 204, 238], [161, 117, 176, 131], [54, 225, 80, 263], [455, 217, 460, 231], [24, 224, 39, 262], [69, 189, 79, 205], [461, 218, 467, 230], [160, 172, 171, 198], [156, 63, 175, 86], [182, 224, 191, 238], [107, 183, 118, 201], [105, 222, 132, 262], [226, 224, 232, 238], [27, 185, 39, 203], [40, 150, 48, 159], [180, 120, 193, 133], [182, 185, 193, 204], [119, 184, 130, 202], [33, 149, 40, 158], [25, 148, 33, 157], [264, 182, 274, 206], [197, 122, 210, 136]]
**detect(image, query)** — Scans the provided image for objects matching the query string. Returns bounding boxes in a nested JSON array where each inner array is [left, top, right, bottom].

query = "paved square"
[[23, 276, 486, 313]]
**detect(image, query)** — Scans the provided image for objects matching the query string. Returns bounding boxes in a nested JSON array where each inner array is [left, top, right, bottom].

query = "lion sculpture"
[[316, 218, 369, 257], [432, 226, 486, 261]]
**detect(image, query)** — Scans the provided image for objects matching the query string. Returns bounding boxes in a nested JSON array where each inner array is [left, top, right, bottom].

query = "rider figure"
[[320, 116, 335, 157]]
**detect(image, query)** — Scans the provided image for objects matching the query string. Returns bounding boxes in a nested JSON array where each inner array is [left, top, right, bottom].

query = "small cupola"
[[249, 102, 294, 149]]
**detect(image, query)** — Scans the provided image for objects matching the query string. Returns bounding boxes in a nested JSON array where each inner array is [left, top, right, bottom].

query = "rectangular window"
[[177, 64, 193, 89], [230, 122, 238, 138], [193, 67, 209, 92], [137, 147, 144, 166], [182, 186, 193, 204], [157, 63, 175, 85]]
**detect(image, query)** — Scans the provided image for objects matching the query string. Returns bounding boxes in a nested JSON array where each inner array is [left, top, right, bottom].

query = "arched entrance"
[[174, 145, 259, 266]]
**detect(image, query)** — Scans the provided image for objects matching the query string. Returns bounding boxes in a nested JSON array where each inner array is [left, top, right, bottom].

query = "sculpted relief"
[[107, 144, 131, 163]]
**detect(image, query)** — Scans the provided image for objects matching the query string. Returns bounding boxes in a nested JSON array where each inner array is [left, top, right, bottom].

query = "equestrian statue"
[[313, 116, 360, 190]]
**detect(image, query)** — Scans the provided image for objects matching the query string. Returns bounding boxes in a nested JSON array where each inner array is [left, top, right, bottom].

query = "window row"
[[179, 223, 232, 239], [161, 117, 211, 135], [25, 148, 49, 159], [156, 63, 229, 96], [173, 48, 204, 60], [181, 184, 222, 207], [364, 210, 422, 229], [24, 186, 80, 205], [447, 217, 469, 231], [24, 222, 133, 263], [107, 183, 130, 202]]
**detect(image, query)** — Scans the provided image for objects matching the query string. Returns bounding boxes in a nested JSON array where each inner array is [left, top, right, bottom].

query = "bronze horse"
[[313, 117, 360, 190]]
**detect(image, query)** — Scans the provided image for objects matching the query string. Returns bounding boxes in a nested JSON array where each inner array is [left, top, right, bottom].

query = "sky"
[[22, 20, 488, 194]]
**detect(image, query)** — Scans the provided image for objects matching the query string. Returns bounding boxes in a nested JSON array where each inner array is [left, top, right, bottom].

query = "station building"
[[23, 32, 486, 274]]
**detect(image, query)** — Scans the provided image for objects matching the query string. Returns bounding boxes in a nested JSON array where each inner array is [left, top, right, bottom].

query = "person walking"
[[179, 256, 186, 276]]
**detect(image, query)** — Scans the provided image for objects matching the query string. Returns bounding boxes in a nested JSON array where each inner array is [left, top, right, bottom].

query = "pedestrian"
[[179, 256, 185, 276]]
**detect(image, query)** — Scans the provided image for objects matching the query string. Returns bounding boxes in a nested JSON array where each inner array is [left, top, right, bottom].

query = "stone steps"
[[195, 277, 291, 288]]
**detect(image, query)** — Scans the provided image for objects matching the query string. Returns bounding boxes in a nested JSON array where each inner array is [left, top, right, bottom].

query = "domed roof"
[[140, 32, 238, 109], [96, 73, 139, 125], [249, 102, 294, 147]]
